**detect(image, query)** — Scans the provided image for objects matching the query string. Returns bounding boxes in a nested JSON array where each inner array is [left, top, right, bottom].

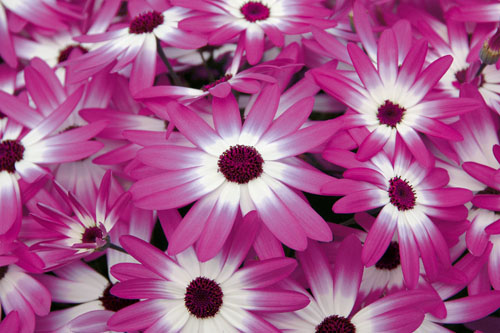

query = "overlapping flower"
[[1, 0, 500, 332]]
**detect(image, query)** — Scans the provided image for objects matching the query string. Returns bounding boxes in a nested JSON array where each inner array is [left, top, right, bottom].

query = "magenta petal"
[[333, 189, 388, 213], [241, 84, 280, 144], [227, 257, 297, 289], [0, 311, 19, 332], [166, 101, 225, 156], [0, 6, 17, 68], [130, 35, 156, 95], [0, 91, 43, 128], [347, 43, 383, 95], [419, 188, 472, 207], [119, 235, 188, 282], [408, 55, 453, 102], [435, 292, 500, 324], [396, 39, 427, 91], [167, 192, 218, 255], [232, 289, 309, 312], [297, 241, 334, 315], [111, 279, 183, 300], [462, 162, 498, 189], [68, 310, 113, 333], [362, 205, 398, 266], [107, 299, 166, 332], [357, 126, 391, 161], [397, 216, 420, 289], [27, 141, 104, 164], [212, 93, 242, 142], [397, 126, 432, 168], [248, 178, 308, 251], [472, 195, 500, 211], [245, 25, 265, 65], [196, 183, 240, 262], [332, 235, 363, 317], [0, 172, 20, 234], [377, 29, 398, 86]]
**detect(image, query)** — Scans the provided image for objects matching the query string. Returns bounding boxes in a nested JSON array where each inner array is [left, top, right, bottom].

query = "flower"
[[322, 144, 472, 288], [65, 4, 206, 94], [130, 84, 343, 260], [263, 236, 443, 332], [312, 27, 480, 167], [107, 212, 309, 332], [174, 0, 333, 64], [31, 170, 130, 268]]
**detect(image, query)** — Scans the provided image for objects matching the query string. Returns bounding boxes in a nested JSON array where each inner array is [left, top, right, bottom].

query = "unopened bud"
[[480, 29, 500, 65]]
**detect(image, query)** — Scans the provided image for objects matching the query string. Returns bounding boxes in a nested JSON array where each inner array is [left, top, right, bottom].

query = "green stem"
[[156, 38, 182, 86]]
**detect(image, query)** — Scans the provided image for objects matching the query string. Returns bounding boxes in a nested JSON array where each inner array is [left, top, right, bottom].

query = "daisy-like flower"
[[31, 170, 130, 268], [263, 236, 443, 332], [107, 212, 310, 332], [312, 28, 479, 167], [66, 4, 206, 94], [130, 84, 343, 260], [322, 143, 472, 288], [173, 0, 333, 64], [0, 241, 51, 333], [0, 86, 104, 236]]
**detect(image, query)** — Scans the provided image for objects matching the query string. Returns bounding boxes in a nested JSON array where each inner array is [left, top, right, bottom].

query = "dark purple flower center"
[[129, 11, 164, 34], [375, 241, 401, 270], [0, 266, 8, 280], [388, 177, 416, 211], [377, 100, 405, 128], [58, 45, 88, 63], [454, 68, 484, 88], [99, 284, 139, 312], [218, 145, 264, 184], [478, 186, 500, 195], [81, 226, 103, 243], [202, 74, 233, 91], [316, 315, 356, 333], [0, 140, 24, 173], [241, 1, 270, 22], [184, 277, 223, 319]]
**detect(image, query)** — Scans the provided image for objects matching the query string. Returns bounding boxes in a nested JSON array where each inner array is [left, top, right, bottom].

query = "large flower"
[[130, 84, 343, 260], [312, 28, 479, 167], [263, 236, 443, 332], [173, 0, 333, 64], [322, 144, 472, 288], [107, 212, 309, 332]]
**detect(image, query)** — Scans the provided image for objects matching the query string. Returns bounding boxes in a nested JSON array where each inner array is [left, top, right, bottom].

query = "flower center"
[[377, 100, 405, 128], [240, 1, 270, 22], [129, 11, 164, 34], [316, 315, 356, 333], [0, 266, 8, 280], [202, 74, 233, 91], [81, 226, 104, 243], [375, 241, 401, 270], [388, 177, 416, 211], [184, 277, 223, 319], [58, 45, 88, 63], [218, 145, 264, 184], [0, 140, 25, 173], [99, 284, 139, 312]]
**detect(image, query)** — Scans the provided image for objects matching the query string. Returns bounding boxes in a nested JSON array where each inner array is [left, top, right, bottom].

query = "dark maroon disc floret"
[[81, 226, 104, 243], [240, 1, 270, 22], [388, 177, 416, 211], [375, 241, 401, 270], [316, 315, 356, 333], [129, 11, 164, 34], [0, 140, 25, 173], [99, 284, 139, 312], [184, 277, 223, 318], [218, 145, 264, 184], [377, 100, 406, 128]]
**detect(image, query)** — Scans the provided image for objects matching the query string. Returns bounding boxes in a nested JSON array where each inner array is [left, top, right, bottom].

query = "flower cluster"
[[1, 0, 500, 332]]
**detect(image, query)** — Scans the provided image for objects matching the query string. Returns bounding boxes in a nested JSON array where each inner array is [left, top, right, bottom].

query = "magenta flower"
[[312, 28, 479, 167], [31, 171, 130, 268], [0, 242, 51, 333], [173, 0, 333, 64], [0, 86, 104, 236], [107, 212, 309, 332], [264, 236, 442, 332], [130, 84, 343, 260], [322, 144, 472, 288], [66, 4, 206, 93]]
